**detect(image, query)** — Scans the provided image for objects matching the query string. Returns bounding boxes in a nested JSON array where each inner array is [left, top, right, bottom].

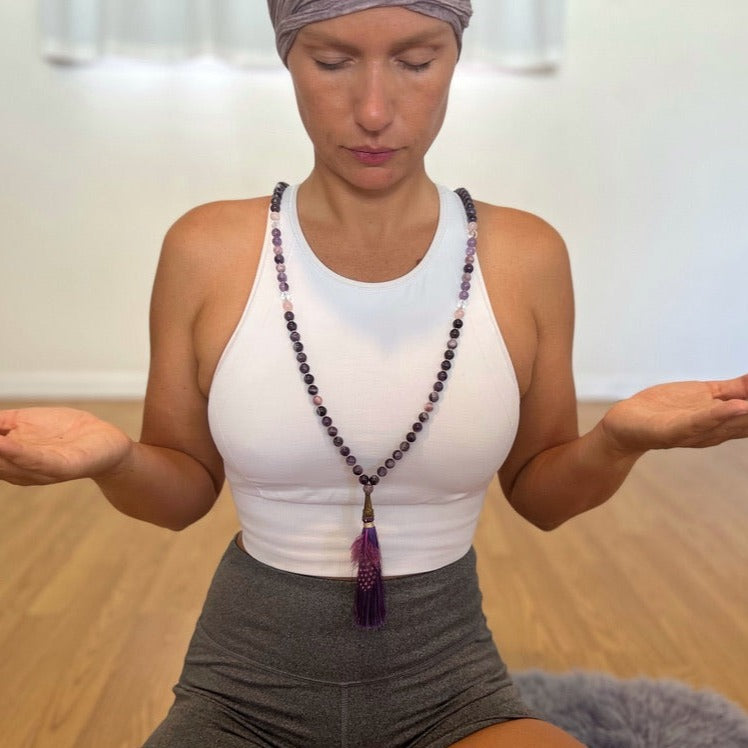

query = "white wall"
[[1, 1, 746, 400]]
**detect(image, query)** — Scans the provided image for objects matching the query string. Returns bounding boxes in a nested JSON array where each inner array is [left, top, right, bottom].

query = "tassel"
[[351, 485, 386, 629]]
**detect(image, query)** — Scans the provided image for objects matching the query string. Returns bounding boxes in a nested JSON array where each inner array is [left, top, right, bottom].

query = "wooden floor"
[[0, 400, 746, 747]]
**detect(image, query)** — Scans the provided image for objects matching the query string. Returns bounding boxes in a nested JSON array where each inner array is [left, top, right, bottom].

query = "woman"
[[1, 2, 746, 746]]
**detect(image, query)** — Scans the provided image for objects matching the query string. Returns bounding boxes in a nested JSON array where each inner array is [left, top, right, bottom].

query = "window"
[[40, 0, 565, 73]]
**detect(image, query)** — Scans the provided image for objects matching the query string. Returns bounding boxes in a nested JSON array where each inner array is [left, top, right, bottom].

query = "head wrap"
[[267, 1, 472, 64]]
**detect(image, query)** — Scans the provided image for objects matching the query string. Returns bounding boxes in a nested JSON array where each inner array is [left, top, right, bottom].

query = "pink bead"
[[454, 308, 465, 319], [283, 300, 294, 311], [424, 402, 434, 412], [270, 212, 280, 222], [313, 396, 323, 406]]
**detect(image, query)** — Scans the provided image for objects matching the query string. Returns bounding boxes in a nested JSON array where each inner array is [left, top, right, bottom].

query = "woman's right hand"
[[0, 407, 133, 486]]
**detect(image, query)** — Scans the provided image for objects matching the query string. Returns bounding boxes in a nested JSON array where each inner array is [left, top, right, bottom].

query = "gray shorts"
[[144, 538, 538, 747]]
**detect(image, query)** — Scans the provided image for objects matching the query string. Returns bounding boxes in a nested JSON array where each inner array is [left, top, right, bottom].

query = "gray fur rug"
[[514, 670, 748, 747]]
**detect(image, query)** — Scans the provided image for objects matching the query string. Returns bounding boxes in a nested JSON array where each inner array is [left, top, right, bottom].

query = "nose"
[[353, 64, 395, 134]]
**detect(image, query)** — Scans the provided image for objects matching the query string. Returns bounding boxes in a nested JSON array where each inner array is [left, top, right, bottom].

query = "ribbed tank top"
[[208, 184, 520, 577]]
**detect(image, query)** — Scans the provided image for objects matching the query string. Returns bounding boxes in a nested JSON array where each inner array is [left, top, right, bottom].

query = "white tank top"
[[208, 184, 520, 577]]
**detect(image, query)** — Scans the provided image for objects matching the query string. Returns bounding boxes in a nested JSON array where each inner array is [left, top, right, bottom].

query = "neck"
[[297, 168, 438, 241], [294, 170, 441, 281]]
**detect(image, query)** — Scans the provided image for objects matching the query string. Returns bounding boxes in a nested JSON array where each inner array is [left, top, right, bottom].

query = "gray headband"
[[267, 0, 472, 64]]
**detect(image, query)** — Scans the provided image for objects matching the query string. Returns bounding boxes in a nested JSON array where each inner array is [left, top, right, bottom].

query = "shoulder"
[[155, 197, 269, 295], [162, 196, 270, 260], [475, 201, 572, 305], [475, 201, 568, 267]]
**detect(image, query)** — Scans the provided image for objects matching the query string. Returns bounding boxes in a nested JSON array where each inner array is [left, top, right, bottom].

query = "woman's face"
[[286, 7, 459, 192]]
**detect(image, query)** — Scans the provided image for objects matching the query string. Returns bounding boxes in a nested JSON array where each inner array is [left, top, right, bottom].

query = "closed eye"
[[314, 59, 349, 71], [399, 59, 434, 72]]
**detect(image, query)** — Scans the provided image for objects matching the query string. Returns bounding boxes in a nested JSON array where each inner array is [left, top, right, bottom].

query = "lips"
[[347, 147, 398, 166]]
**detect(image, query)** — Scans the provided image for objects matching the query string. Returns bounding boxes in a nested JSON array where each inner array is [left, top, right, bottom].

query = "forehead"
[[295, 7, 455, 51]]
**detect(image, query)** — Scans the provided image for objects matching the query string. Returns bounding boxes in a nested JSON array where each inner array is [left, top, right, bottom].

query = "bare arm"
[[0, 206, 228, 530], [487, 210, 747, 531]]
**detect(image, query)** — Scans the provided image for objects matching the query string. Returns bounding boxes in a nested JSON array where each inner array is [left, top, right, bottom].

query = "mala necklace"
[[269, 182, 478, 629]]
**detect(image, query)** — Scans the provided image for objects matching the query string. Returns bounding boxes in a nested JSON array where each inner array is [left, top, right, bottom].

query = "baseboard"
[[0, 371, 686, 403], [0, 371, 147, 400]]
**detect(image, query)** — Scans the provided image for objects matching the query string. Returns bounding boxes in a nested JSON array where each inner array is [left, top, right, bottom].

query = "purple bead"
[[271, 228, 281, 237], [279, 282, 289, 292], [284, 311, 295, 321], [303, 374, 314, 384], [463, 263, 474, 273], [333, 436, 343, 447], [377, 466, 388, 477], [385, 458, 396, 469], [412, 422, 423, 432], [393, 450, 403, 460], [299, 363, 310, 373], [462, 273, 472, 282], [293, 342, 303, 353], [307, 384, 318, 395], [461, 281, 471, 291], [459, 290, 469, 300], [437, 371, 448, 382], [296, 352, 308, 362], [322, 417, 332, 427], [340, 446, 351, 457], [450, 329, 460, 339], [274, 254, 285, 264], [418, 412, 429, 422], [353, 465, 363, 475], [359, 475, 370, 485], [346, 455, 357, 466], [327, 426, 337, 436], [433, 381, 444, 392], [290, 331, 301, 342], [277, 272, 287, 282], [406, 432, 417, 442], [272, 236, 282, 246], [400, 442, 410, 452], [316, 406, 327, 417], [369, 474, 380, 486], [429, 392, 440, 403], [467, 237, 477, 247]]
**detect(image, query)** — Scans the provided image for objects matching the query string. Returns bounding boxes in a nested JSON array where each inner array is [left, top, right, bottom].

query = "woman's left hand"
[[601, 374, 748, 454]]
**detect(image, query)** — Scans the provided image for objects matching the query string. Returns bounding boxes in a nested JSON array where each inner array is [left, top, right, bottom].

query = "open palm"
[[0, 407, 132, 486], [602, 375, 748, 453]]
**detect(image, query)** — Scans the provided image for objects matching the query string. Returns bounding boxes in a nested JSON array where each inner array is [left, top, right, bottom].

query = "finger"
[[0, 409, 20, 434], [0, 456, 45, 486], [709, 398, 748, 422], [710, 373, 748, 402]]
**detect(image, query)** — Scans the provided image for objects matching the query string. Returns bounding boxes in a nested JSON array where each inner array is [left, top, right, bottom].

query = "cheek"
[[294, 78, 346, 139]]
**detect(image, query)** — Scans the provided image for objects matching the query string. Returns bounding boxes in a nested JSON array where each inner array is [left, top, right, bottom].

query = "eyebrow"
[[298, 27, 451, 55]]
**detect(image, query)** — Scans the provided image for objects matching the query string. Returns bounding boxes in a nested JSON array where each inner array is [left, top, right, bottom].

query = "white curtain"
[[39, 0, 565, 72]]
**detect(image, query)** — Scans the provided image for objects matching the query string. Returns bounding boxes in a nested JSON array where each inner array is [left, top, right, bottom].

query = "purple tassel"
[[351, 486, 386, 628]]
